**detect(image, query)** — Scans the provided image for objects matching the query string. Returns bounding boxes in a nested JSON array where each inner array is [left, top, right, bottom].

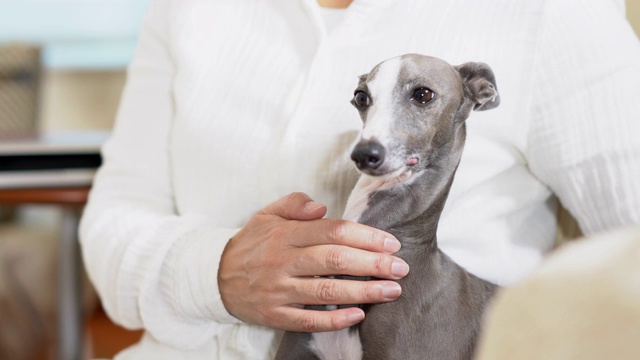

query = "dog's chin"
[[359, 164, 414, 182]]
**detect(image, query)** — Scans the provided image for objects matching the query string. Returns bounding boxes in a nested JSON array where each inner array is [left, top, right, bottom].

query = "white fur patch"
[[342, 176, 384, 222], [361, 57, 402, 147], [310, 328, 363, 360], [343, 171, 420, 222]]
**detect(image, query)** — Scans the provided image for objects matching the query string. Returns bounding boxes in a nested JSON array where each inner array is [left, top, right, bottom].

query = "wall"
[[41, 70, 125, 131]]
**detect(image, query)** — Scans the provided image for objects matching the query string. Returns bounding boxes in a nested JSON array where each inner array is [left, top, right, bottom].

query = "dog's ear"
[[357, 73, 368, 85], [454, 62, 500, 111]]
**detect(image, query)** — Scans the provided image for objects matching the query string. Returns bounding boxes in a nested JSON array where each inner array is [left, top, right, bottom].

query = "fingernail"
[[383, 237, 401, 253], [392, 260, 410, 278], [304, 201, 324, 213], [381, 283, 402, 300], [347, 311, 364, 324]]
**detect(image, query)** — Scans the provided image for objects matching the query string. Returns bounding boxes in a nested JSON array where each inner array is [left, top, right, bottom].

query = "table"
[[0, 131, 107, 360], [0, 186, 89, 360]]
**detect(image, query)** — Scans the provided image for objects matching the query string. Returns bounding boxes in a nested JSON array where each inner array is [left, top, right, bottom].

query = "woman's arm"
[[80, 0, 242, 349]]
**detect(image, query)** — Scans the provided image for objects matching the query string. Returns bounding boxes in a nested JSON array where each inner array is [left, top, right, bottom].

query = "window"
[[0, 0, 150, 69]]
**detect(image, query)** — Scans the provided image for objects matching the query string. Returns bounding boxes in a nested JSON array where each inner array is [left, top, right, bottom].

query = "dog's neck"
[[343, 125, 466, 252]]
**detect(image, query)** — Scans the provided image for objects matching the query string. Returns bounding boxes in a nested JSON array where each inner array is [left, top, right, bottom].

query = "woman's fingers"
[[287, 218, 402, 254], [288, 244, 409, 279], [272, 306, 365, 332], [288, 277, 403, 306]]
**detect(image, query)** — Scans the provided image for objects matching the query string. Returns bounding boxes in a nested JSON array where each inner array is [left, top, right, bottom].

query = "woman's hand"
[[218, 192, 409, 332]]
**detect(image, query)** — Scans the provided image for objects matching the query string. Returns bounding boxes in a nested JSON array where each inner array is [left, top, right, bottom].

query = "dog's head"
[[350, 54, 499, 179]]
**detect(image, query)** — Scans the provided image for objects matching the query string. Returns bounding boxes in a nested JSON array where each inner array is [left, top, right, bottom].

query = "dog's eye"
[[411, 87, 435, 105], [353, 91, 371, 109]]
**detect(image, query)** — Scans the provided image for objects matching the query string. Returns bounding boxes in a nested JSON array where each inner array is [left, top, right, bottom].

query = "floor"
[[86, 306, 143, 359], [31, 305, 142, 360], [0, 206, 141, 359]]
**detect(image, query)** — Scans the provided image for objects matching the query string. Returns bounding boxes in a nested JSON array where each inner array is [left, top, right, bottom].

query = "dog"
[[275, 54, 500, 360]]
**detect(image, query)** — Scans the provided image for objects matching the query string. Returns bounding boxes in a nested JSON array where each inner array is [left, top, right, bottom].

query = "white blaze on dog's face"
[[350, 54, 499, 180], [359, 57, 402, 150]]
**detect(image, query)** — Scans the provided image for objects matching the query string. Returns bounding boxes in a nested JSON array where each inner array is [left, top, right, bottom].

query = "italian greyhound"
[[275, 54, 500, 360]]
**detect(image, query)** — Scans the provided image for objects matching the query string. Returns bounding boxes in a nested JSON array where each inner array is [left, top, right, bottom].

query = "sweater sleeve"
[[79, 0, 242, 350], [526, 0, 640, 235]]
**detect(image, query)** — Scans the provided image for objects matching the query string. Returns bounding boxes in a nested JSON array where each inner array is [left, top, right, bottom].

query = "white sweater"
[[79, 0, 640, 359]]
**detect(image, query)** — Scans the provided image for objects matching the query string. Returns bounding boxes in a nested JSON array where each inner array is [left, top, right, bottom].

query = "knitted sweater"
[[79, 0, 640, 358]]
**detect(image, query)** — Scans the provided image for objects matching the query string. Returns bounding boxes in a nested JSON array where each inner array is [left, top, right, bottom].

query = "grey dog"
[[275, 54, 501, 360]]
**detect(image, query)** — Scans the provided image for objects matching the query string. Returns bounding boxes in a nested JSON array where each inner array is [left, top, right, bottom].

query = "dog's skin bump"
[[275, 54, 500, 360]]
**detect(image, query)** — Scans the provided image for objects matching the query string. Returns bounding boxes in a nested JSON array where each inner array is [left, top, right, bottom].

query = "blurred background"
[[0, 1, 149, 359], [0, 0, 150, 132], [0, 1, 638, 359]]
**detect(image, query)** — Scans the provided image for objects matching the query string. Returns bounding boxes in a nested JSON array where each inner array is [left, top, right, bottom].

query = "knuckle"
[[260, 301, 288, 328], [267, 224, 286, 241], [368, 231, 383, 249], [265, 223, 293, 245], [361, 283, 375, 302], [286, 192, 308, 205], [267, 310, 288, 330], [373, 255, 384, 274], [261, 281, 279, 297], [329, 313, 344, 331], [298, 313, 317, 332], [254, 305, 271, 326], [285, 192, 301, 202], [316, 279, 340, 302], [288, 254, 303, 275], [328, 220, 348, 243], [325, 246, 349, 272], [259, 310, 272, 326]]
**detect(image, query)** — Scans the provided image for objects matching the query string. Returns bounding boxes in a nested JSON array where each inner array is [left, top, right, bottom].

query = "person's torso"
[[168, 0, 554, 293]]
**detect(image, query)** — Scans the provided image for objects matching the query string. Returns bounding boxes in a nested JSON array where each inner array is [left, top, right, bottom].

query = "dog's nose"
[[351, 140, 386, 170]]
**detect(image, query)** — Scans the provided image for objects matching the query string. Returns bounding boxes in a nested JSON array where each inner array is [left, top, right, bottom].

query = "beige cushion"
[[476, 226, 640, 360]]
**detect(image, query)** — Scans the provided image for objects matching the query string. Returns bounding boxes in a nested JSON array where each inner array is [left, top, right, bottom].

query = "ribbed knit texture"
[[79, 0, 640, 358]]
